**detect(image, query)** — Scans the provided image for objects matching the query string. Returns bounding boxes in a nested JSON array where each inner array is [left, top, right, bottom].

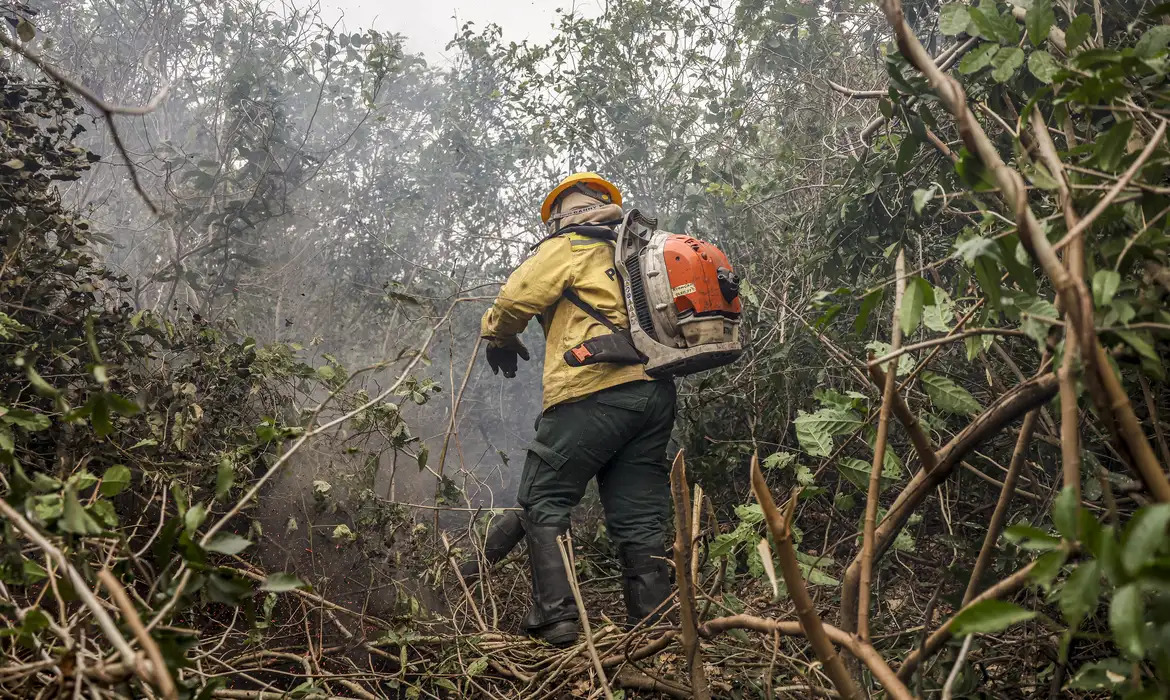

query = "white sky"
[[317, 0, 604, 61]]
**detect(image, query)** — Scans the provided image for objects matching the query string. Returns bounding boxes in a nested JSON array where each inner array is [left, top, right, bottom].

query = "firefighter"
[[479, 173, 675, 646]]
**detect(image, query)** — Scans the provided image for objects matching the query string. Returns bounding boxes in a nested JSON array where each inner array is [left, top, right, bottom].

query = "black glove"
[[485, 341, 530, 379]]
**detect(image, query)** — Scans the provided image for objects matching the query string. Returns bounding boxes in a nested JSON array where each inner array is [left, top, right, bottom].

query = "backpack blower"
[[561, 209, 745, 377]]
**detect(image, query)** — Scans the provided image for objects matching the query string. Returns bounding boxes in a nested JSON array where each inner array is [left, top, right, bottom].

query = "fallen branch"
[[699, 613, 912, 700], [0, 497, 147, 691]]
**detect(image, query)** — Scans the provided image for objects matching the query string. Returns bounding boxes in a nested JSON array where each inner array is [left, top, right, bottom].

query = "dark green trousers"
[[518, 380, 676, 553]]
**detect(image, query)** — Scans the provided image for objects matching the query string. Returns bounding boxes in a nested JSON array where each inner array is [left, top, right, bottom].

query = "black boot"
[[521, 521, 579, 646], [458, 510, 525, 582], [620, 546, 673, 628]]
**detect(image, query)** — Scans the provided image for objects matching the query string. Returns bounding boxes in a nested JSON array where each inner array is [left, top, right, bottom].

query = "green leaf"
[[959, 42, 999, 74], [88, 500, 118, 528], [3, 409, 50, 431], [1121, 504, 1170, 576], [205, 533, 253, 555], [70, 470, 98, 491], [0, 425, 11, 453], [184, 503, 207, 535], [900, 276, 931, 335], [216, 458, 235, 500], [1005, 291, 1059, 344], [1053, 485, 1079, 540], [912, 186, 936, 215], [99, 464, 131, 497], [1026, 0, 1055, 45], [990, 47, 1025, 82], [1110, 584, 1144, 659], [895, 134, 921, 175], [1059, 560, 1100, 628], [1065, 14, 1093, 52], [762, 452, 796, 470], [1091, 121, 1134, 172], [61, 487, 103, 535], [950, 599, 1037, 636], [837, 457, 898, 492], [795, 464, 815, 487], [16, 18, 35, 42], [795, 408, 862, 457], [1030, 549, 1069, 591], [32, 494, 63, 523], [26, 367, 58, 398], [968, 7, 1002, 42], [921, 371, 983, 415], [795, 551, 840, 586], [922, 286, 955, 333], [1115, 330, 1159, 362], [1027, 51, 1060, 83], [106, 393, 139, 416], [736, 503, 765, 525], [332, 524, 357, 542], [939, 4, 972, 35], [90, 395, 112, 438], [1135, 25, 1170, 58], [416, 445, 429, 471], [261, 572, 308, 592], [1067, 658, 1131, 691], [22, 559, 48, 583], [856, 288, 883, 333], [1003, 524, 1062, 551]]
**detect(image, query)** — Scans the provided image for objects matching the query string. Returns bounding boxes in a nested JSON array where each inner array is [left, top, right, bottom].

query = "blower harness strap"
[[561, 289, 645, 367]]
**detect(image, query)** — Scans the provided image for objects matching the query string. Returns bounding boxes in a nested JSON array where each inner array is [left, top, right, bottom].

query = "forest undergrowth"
[[5, 0, 1170, 697]]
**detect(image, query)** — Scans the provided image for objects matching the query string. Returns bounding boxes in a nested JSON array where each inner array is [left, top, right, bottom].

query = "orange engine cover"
[[662, 235, 742, 317]]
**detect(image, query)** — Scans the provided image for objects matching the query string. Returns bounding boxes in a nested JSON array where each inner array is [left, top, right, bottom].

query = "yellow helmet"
[[540, 172, 622, 224]]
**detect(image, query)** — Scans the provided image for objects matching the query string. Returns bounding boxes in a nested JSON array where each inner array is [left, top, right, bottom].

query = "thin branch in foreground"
[[97, 569, 177, 700], [749, 455, 864, 700], [669, 451, 711, 700], [557, 533, 614, 700], [962, 410, 1040, 604], [865, 328, 1027, 368], [859, 250, 906, 642]]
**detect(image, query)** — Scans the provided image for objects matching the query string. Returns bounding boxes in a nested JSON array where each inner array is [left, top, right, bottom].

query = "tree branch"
[[0, 32, 169, 215], [670, 451, 710, 700], [842, 372, 1060, 633], [859, 251, 906, 642], [750, 456, 864, 700]]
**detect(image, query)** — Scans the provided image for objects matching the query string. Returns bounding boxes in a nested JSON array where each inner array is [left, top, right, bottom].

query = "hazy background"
[[320, 0, 604, 59]]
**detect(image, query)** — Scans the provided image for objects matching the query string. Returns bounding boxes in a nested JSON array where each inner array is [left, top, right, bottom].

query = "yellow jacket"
[[481, 197, 652, 411]]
